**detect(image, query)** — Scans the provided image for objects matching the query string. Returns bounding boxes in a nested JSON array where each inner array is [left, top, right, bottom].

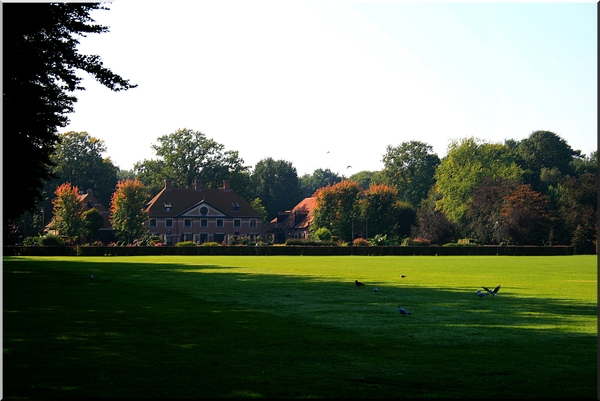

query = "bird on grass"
[[476, 289, 487, 298], [482, 285, 501, 297], [401, 275, 406, 278], [374, 286, 379, 292], [398, 306, 410, 316], [355, 280, 366, 287], [90, 274, 94, 279]]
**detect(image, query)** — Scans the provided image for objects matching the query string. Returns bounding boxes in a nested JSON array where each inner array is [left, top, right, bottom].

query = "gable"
[[181, 202, 226, 218]]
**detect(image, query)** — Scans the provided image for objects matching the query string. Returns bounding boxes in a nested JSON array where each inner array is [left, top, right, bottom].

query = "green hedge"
[[3, 245, 580, 257]]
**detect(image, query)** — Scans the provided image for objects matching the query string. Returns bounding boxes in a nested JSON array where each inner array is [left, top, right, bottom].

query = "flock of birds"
[[355, 278, 501, 316]]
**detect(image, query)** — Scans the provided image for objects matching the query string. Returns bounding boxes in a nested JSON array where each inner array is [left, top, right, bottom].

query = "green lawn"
[[3, 255, 597, 399]]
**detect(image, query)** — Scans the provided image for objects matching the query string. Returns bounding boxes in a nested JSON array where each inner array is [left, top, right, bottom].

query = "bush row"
[[4, 245, 580, 257]]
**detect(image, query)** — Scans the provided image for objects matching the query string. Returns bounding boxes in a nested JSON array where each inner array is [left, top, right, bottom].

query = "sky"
[[63, 0, 597, 177]]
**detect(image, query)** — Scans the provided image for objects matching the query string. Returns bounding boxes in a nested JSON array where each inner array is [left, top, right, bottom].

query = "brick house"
[[268, 197, 315, 243], [145, 179, 264, 245]]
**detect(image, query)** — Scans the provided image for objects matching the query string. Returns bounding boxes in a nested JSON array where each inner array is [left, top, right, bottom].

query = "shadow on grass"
[[3, 258, 597, 399]]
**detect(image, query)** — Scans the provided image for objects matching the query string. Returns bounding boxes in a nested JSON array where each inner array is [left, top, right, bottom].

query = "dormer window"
[[232, 202, 240, 212], [164, 202, 172, 212]]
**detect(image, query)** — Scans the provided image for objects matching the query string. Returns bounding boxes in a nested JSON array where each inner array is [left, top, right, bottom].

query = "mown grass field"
[[3, 255, 597, 399]]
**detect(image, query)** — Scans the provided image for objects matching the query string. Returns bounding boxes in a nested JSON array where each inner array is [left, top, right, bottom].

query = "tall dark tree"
[[517, 130, 579, 191], [251, 158, 303, 221], [380, 141, 440, 208], [3, 3, 137, 224]]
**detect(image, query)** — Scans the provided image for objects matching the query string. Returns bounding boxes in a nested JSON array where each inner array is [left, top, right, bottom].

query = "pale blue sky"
[[64, 1, 597, 176]]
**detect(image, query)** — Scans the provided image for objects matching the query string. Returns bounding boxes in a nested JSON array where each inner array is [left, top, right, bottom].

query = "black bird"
[[476, 289, 487, 298], [90, 274, 94, 279], [398, 306, 410, 315], [401, 275, 406, 278], [355, 280, 366, 287], [482, 285, 501, 297], [374, 286, 379, 292]]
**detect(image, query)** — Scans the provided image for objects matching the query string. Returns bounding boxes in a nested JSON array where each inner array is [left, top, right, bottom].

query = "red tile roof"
[[145, 181, 262, 219]]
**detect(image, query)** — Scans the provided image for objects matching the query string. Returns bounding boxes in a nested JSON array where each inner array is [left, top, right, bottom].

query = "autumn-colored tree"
[[466, 178, 519, 244], [110, 179, 149, 244], [51, 183, 83, 243], [312, 180, 362, 242], [500, 184, 549, 245]]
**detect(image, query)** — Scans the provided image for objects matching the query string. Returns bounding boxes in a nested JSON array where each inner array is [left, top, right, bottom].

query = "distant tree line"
[[9, 128, 597, 253]]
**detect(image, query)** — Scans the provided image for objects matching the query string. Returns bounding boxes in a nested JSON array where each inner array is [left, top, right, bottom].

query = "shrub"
[[175, 241, 197, 247], [38, 234, 66, 246], [353, 237, 369, 246], [314, 227, 333, 242], [401, 237, 431, 247], [369, 234, 389, 246], [201, 241, 221, 247]]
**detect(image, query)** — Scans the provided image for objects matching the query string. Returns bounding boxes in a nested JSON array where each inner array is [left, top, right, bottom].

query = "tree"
[[81, 208, 104, 243], [499, 184, 550, 245], [435, 138, 523, 224], [250, 198, 269, 225], [517, 130, 579, 191], [51, 183, 84, 243], [134, 128, 251, 198], [48, 131, 118, 207], [110, 179, 149, 244], [251, 158, 303, 221], [311, 180, 362, 242], [466, 178, 519, 244], [3, 3, 136, 224], [557, 173, 598, 250], [299, 168, 343, 198], [360, 184, 401, 241], [380, 141, 440, 208]]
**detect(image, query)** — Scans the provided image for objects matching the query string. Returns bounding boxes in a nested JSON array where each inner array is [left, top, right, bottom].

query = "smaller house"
[[145, 179, 264, 245], [268, 197, 315, 243]]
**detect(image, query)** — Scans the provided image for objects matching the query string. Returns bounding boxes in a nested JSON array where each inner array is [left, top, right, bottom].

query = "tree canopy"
[[380, 141, 440, 208], [435, 138, 524, 223], [3, 2, 136, 223], [134, 128, 250, 197]]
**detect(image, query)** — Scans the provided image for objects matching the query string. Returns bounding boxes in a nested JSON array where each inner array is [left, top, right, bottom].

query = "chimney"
[[165, 179, 172, 191], [195, 180, 202, 191], [223, 180, 231, 191], [87, 189, 93, 195]]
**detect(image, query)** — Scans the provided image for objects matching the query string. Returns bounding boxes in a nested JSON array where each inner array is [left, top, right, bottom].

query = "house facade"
[[268, 197, 315, 243], [145, 179, 264, 245]]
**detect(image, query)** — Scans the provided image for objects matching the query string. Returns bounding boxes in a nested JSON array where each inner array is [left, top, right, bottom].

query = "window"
[[234, 219, 241, 228], [216, 219, 224, 228], [183, 234, 192, 242], [149, 218, 157, 227], [199, 206, 208, 216], [232, 202, 240, 212], [184, 218, 192, 227], [249, 219, 257, 228], [201, 219, 208, 227], [164, 202, 172, 212], [166, 218, 173, 227]]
